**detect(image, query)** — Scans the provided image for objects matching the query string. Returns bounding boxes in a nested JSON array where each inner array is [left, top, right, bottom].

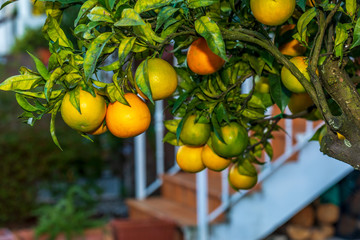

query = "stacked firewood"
[[285, 203, 338, 240]]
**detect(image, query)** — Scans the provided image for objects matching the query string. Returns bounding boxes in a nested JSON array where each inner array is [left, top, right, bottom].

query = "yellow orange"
[[250, 0, 296, 26], [228, 164, 258, 190], [136, 58, 178, 100], [201, 144, 231, 171], [288, 93, 314, 114], [61, 88, 107, 133], [176, 145, 206, 173], [281, 56, 311, 93]]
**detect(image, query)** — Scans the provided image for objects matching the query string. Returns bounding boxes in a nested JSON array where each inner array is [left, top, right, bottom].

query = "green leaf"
[[163, 132, 183, 146], [211, 113, 225, 143], [118, 37, 136, 65], [74, 0, 98, 26], [87, 6, 114, 23], [99, 61, 120, 71], [0, 75, 43, 91], [156, 7, 179, 31], [84, 32, 113, 81], [45, 68, 64, 102], [188, 0, 219, 8], [1, 0, 16, 10], [135, 22, 165, 44], [248, 95, 266, 109], [176, 67, 196, 91], [69, 86, 81, 114], [134, 0, 172, 13], [114, 8, 145, 26], [27, 52, 50, 81], [46, 16, 73, 49], [215, 103, 230, 124], [351, 18, 360, 49], [297, 8, 316, 42], [160, 20, 184, 38], [334, 23, 348, 60], [135, 58, 153, 103], [195, 16, 228, 61], [264, 142, 273, 160], [164, 119, 181, 133], [15, 93, 45, 112], [296, 0, 306, 12], [172, 92, 189, 114], [106, 84, 128, 104], [310, 124, 325, 142], [346, 0, 356, 19], [241, 109, 264, 119], [269, 74, 291, 113], [50, 101, 63, 150], [237, 159, 257, 177]]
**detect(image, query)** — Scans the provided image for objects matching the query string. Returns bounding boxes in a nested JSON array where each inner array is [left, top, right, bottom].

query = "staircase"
[[127, 170, 232, 227], [126, 106, 354, 240]]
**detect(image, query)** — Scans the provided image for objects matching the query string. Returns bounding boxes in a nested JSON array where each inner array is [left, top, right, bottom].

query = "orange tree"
[[1, 0, 360, 175]]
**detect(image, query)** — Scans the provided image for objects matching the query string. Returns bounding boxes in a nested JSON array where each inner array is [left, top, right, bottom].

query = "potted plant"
[[14, 186, 113, 240]]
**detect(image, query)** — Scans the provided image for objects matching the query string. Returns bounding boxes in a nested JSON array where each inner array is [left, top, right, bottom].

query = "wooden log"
[[349, 191, 360, 216], [316, 203, 340, 224], [289, 205, 315, 228], [337, 214, 357, 237], [310, 224, 335, 240], [286, 224, 312, 240]]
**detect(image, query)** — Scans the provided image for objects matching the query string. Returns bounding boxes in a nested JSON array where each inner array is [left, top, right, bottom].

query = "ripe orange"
[[176, 145, 206, 173], [179, 115, 211, 146], [187, 38, 225, 75], [201, 144, 231, 171], [250, 0, 296, 26], [228, 164, 258, 190], [307, 0, 315, 7], [136, 58, 178, 101], [106, 93, 151, 138], [255, 77, 270, 93], [61, 88, 107, 133], [88, 123, 107, 135], [281, 56, 311, 93], [279, 24, 306, 57], [288, 93, 314, 114], [211, 122, 249, 158]]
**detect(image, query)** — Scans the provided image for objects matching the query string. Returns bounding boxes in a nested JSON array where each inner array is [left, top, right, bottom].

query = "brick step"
[[127, 197, 198, 226]]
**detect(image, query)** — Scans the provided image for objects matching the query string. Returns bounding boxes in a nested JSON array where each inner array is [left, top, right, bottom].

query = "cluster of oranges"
[[175, 39, 258, 190], [60, 58, 178, 139]]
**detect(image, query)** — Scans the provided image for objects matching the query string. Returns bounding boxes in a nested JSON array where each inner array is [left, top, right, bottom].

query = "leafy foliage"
[[2, 0, 360, 166]]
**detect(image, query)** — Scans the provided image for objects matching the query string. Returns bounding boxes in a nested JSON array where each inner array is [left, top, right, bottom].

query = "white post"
[[221, 167, 229, 205], [155, 100, 164, 177], [16, 0, 32, 37], [197, 169, 209, 240], [285, 108, 293, 153], [135, 133, 146, 200]]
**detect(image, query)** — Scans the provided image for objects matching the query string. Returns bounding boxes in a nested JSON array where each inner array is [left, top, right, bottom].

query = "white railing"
[[133, 75, 321, 240]]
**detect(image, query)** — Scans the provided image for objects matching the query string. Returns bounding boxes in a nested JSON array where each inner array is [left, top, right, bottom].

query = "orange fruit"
[[337, 132, 345, 140], [201, 144, 231, 171], [255, 77, 270, 93], [250, 0, 296, 26], [88, 123, 107, 135], [211, 122, 249, 158], [106, 93, 151, 138], [288, 93, 314, 114], [179, 115, 211, 146], [281, 56, 311, 93], [279, 24, 307, 57], [228, 164, 258, 190], [176, 145, 206, 173], [187, 38, 225, 75], [136, 58, 178, 101], [61, 88, 107, 133], [307, 0, 315, 7]]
